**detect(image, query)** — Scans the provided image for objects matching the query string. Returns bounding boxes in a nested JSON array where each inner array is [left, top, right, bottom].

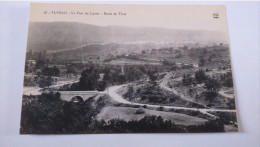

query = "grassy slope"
[[96, 106, 207, 126]]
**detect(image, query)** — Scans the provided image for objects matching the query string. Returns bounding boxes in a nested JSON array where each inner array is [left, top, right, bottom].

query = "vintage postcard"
[[21, 3, 238, 134]]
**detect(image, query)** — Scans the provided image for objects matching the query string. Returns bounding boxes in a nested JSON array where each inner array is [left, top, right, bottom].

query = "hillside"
[[27, 22, 228, 52]]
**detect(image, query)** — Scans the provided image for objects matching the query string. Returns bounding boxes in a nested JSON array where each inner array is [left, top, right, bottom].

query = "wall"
[[59, 91, 99, 101]]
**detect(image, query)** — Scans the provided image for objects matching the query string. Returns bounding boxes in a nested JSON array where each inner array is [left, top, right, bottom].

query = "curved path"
[[23, 80, 79, 96], [219, 90, 235, 99], [102, 84, 236, 119], [159, 72, 211, 109]]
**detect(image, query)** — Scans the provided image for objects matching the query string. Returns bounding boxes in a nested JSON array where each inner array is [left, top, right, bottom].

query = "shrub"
[[158, 106, 164, 111], [133, 105, 140, 108], [39, 92, 61, 102], [195, 69, 207, 83], [135, 108, 145, 114], [114, 103, 124, 107], [227, 99, 236, 109]]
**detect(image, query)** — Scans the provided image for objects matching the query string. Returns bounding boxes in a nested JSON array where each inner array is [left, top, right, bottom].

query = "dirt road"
[[23, 80, 79, 96], [104, 84, 236, 119], [159, 72, 209, 108]]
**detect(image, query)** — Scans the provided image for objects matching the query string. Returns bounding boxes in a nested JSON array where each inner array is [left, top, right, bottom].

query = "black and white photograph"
[[20, 3, 238, 134]]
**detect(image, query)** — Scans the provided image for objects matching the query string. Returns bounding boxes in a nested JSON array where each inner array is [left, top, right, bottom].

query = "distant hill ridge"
[[27, 22, 227, 52]]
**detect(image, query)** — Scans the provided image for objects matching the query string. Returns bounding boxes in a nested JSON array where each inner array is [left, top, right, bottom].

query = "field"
[[96, 106, 207, 126]]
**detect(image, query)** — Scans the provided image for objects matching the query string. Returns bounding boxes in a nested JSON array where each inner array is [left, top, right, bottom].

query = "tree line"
[[182, 69, 234, 101], [20, 93, 225, 134], [60, 64, 161, 91]]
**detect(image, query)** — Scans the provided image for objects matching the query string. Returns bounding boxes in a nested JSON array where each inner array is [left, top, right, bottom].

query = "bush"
[[135, 108, 146, 114], [158, 106, 164, 111], [187, 119, 224, 132], [39, 92, 61, 102], [114, 103, 124, 107], [227, 99, 236, 109], [133, 105, 140, 108], [95, 115, 183, 133], [162, 59, 176, 66], [181, 64, 193, 69], [206, 104, 215, 107], [182, 74, 193, 86], [195, 69, 207, 83], [205, 91, 218, 101]]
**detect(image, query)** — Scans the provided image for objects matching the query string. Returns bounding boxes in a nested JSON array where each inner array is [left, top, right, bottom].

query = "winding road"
[[159, 72, 209, 108], [103, 84, 236, 119], [24, 74, 236, 119], [23, 80, 79, 96]]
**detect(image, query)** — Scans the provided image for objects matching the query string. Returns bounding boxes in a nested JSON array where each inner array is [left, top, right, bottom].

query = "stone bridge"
[[59, 91, 99, 101]]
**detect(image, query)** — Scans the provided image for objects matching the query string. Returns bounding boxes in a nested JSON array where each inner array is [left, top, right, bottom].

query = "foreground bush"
[[20, 94, 225, 134], [135, 108, 145, 114]]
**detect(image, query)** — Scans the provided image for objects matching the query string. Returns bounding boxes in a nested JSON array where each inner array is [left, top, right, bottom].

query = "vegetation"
[[181, 69, 222, 102], [60, 63, 164, 91], [137, 85, 178, 103], [158, 106, 165, 111], [22, 44, 236, 133], [123, 85, 134, 100], [220, 72, 234, 87], [38, 92, 61, 102], [41, 66, 60, 77], [20, 93, 225, 134], [195, 69, 207, 84], [78, 65, 100, 90], [66, 66, 76, 74], [227, 99, 236, 109], [23, 76, 37, 86], [204, 77, 220, 101], [35, 60, 45, 69], [182, 74, 193, 86], [211, 112, 237, 124], [37, 75, 53, 88], [162, 59, 176, 66], [198, 57, 206, 67], [181, 64, 193, 69], [135, 108, 145, 114]]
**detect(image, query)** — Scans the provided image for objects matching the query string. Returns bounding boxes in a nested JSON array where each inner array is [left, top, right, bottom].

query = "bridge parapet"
[[59, 91, 99, 101]]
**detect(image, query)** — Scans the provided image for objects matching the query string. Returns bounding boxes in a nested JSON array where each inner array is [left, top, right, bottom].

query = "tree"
[[182, 74, 193, 86], [42, 66, 60, 76], [35, 60, 45, 69], [205, 77, 220, 93], [195, 69, 207, 83], [221, 72, 233, 87], [204, 77, 220, 101], [199, 57, 205, 67], [123, 85, 134, 100], [78, 65, 100, 90], [158, 106, 164, 111], [147, 68, 157, 85], [181, 64, 193, 69], [38, 75, 53, 88], [162, 59, 176, 66], [103, 67, 113, 83], [46, 76, 53, 87], [66, 66, 76, 74], [39, 92, 61, 102]]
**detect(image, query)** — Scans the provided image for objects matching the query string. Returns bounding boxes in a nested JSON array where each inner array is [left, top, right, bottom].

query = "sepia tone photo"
[[20, 3, 238, 134]]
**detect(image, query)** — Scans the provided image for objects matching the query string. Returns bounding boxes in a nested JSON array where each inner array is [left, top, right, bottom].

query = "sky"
[[30, 3, 229, 33]]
